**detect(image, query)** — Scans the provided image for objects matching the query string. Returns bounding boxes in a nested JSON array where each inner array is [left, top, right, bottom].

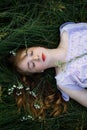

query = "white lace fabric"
[[55, 22, 87, 101]]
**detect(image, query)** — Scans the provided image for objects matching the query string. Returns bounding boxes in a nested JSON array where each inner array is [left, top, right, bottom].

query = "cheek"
[[35, 63, 44, 71]]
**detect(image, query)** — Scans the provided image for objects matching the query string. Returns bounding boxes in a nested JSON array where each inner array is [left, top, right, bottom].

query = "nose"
[[32, 55, 39, 61]]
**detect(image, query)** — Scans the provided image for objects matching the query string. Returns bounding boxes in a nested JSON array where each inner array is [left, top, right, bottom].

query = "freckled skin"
[[17, 46, 67, 73]]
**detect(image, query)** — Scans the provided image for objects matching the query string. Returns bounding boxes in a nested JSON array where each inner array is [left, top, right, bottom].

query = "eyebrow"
[[25, 48, 28, 55], [24, 49, 28, 57], [21, 52, 28, 61]]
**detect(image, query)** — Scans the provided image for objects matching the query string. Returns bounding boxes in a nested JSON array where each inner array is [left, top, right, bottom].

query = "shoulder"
[[60, 31, 68, 42], [58, 31, 68, 50], [59, 22, 75, 46]]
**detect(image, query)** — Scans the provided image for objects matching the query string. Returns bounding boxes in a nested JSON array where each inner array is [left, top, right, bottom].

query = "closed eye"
[[32, 62, 35, 67], [27, 61, 35, 69], [29, 51, 33, 56], [27, 62, 30, 69]]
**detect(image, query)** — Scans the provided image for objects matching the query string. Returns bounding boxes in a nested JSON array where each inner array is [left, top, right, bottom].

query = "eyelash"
[[28, 51, 35, 68], [32, 62, 35, 67], [27, 51, 33, 56], [30, 51, 35, 67]]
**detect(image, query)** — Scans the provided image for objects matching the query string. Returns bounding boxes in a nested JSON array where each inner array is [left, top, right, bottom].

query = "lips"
[[42, 53, 46, 61]]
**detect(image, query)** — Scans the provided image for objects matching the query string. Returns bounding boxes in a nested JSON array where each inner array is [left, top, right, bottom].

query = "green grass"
[[0, 0, 87, 130]]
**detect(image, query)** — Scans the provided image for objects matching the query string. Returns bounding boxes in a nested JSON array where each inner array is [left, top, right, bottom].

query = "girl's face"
[[17, 47, 48, 73]]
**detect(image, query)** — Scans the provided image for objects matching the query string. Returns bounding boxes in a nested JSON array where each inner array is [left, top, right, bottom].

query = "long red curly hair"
[[8, 48, 67, 119], [13, 73, 67, 120]]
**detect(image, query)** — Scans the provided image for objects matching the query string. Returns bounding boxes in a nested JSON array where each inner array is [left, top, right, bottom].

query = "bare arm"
[[55, 64, 87, 107], [59, 85, 87, 107]]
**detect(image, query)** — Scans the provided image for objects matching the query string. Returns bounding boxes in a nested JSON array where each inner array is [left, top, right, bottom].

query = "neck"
[[45, 47, 67, 68]]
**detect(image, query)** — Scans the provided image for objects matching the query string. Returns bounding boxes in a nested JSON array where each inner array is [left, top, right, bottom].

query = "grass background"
[[0, 0, 87, 130]]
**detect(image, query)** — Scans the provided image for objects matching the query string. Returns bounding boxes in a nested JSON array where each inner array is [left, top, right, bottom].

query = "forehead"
[[17, 56, 33, 73]]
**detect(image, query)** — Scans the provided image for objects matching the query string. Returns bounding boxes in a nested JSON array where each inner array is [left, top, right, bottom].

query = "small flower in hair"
[[9, 50, 16, 56], [34, 103, 41, 109], [20, 115, 34, 121], [29, 91, 37, 97]]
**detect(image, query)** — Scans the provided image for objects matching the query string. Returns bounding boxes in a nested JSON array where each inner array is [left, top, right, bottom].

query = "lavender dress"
[[55, 22, 87, 101]]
